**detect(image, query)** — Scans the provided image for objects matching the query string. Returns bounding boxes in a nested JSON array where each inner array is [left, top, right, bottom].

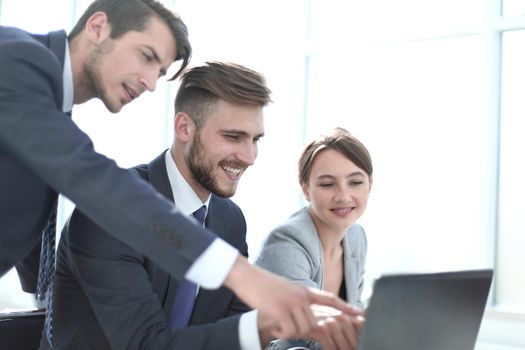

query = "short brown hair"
[[175, 61, 272, 128], [299, 127, 373, 184], [69, 0, 191, 80]]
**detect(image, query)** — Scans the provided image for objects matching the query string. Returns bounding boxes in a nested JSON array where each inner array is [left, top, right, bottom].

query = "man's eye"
[[225, 134, 240, 141], [142, 52, 152, 61], [350, 181, 364, 186]]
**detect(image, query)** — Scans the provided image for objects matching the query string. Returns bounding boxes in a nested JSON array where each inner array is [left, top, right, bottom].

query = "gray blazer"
[[0, 27, 218, 289], [256, 207, 367, 307], [42, 152, 250, 349]]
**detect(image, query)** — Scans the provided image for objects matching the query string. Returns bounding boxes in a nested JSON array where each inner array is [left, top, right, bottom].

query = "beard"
[[84, 39, 119, 113], [186, 131, 235, 198]]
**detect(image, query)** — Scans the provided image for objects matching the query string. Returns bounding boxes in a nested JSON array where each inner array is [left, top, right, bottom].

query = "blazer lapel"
[[146, 152, 174, 203], [187, 198, 234, 324], [31, 30, 67, 111], [32, 30, 66, 67], [343, 235, 360, 305], [47, 30, 66, 67]]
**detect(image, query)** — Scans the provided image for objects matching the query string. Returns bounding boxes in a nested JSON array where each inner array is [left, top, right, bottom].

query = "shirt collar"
[[62, 39, 73, 113], [164, 150, 210, 218]]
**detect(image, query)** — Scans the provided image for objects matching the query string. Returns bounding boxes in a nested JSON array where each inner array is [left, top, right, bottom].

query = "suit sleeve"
[[65, 209, 243, 350], [0, 38, 233, 285]]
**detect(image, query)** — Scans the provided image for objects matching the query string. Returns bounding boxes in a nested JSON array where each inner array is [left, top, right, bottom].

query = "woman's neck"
[[309, 210, 346, 258]]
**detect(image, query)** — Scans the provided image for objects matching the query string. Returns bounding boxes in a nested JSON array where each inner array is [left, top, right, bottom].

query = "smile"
[[331, 207, 354, 216], [124, 84, 138, 102], [222, 165, 242, 176]]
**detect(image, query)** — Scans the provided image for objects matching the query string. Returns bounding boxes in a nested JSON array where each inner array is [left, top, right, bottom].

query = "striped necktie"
[[37, 201, 57, 346]]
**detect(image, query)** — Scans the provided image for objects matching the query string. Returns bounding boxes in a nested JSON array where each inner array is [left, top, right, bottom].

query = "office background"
[[1, 0, 524, 348]]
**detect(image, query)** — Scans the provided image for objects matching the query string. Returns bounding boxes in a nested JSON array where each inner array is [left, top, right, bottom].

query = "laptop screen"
[[357, 269, 493, 350]]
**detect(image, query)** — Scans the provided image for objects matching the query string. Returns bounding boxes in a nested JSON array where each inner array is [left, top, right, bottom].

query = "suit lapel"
[[187, 198, 230, 324], [32, 30, 66, 66], [342, 235, 360, 305], [146, 152, 174, 203], [47, 30, 66, 68], [202, 198, 224, 237], [166, 199, 232, 324], [31, 30, 67, 111]]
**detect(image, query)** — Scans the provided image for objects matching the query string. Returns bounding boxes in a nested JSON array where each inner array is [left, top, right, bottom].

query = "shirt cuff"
[[184, 238, 239, 289], [239, 310, 262, 350]]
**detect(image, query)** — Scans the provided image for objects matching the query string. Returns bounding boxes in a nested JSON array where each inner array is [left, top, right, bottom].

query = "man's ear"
[[174, 112, 195, 142], [85, 11, 112, 44]]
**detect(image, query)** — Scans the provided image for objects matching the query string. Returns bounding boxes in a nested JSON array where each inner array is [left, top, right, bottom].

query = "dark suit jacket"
[[0, 27, 219, 291], [42, 152, 251, 349]]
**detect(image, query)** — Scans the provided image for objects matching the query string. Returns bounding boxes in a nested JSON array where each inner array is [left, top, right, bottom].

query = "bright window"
[[307, 35, 493, 279], [503, 0, 525, 17], [498, 30, 525, 311]]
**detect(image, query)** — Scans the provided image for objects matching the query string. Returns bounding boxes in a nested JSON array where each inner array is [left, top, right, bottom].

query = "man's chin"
[[208, 184, 234, 198], [216, 185, 237, 198], [103, 101, 123, 114], [99, 95, 125, 113]]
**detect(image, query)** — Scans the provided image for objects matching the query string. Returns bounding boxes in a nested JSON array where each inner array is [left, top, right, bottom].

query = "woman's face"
[[302, 149, 372, 233]]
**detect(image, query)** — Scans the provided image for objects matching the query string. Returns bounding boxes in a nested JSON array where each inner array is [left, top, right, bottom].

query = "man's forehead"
[[134, 16, 177, 60]]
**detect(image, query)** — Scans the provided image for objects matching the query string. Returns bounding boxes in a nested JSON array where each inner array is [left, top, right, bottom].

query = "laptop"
[[357, 269, 493, 350]]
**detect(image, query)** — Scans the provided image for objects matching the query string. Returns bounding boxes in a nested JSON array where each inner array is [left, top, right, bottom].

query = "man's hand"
[[224, 256, 359, 339], [309, 304, 364, 350], [257, 304, 364, 350]]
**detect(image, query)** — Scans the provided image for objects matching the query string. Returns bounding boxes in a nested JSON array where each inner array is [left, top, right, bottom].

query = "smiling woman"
[[256, 128, 371, 350], [256, 127, 371, 301]]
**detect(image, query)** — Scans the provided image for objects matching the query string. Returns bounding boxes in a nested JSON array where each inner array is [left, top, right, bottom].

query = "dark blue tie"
[[37, 201, 57, 346], [168, 205, 207, 330]]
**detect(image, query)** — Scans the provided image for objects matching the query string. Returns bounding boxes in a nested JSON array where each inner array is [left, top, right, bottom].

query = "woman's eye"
[[320, 183, 333, 188]]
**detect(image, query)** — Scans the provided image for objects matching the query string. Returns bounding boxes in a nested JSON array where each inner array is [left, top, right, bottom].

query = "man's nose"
[[237, 142, 257, 165], [139, 69, 158, 92]]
